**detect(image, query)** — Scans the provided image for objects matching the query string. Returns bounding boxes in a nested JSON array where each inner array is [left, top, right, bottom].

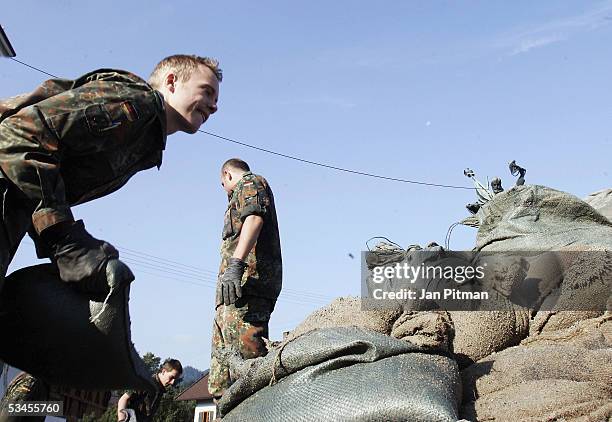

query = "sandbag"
[[584, 188, 612, 222], [287, 296, 402, 340], [460, 314, 612, 421], [219, 326, 461, 422], [0, 264, 155, 393], [449, 308, 529, 368], [475, 185, 612, 252]]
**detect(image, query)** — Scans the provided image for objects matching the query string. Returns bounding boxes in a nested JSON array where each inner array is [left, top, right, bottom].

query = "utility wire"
[[9, 57, 58, 78], [118, 247, 334, 301], [7, 56, 473, 190], [20, 239, 331, 305], [199, 130, 472, 189]]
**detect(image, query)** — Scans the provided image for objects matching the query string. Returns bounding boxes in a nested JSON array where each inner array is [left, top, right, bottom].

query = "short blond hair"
[[149, 54, 222, 89]]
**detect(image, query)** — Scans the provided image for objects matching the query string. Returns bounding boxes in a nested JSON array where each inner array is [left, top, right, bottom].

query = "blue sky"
[[2, 1, 611, 371]]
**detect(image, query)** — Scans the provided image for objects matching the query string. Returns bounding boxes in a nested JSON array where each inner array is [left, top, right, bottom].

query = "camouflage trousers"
[[208, 296, 275, 398], [0, 372, 49, 422]]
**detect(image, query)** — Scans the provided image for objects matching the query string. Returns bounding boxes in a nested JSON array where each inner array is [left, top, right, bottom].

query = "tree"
[[142, 352, 162, 374]]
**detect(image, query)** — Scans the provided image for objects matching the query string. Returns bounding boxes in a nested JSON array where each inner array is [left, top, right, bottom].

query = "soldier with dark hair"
[[117, 359, 183, 422], [0, 55, 220, 406], [208, 158, 282, 399]]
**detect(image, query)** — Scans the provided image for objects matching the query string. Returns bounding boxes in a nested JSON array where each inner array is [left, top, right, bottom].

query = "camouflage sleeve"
[[0, 77, 159, 234], [236, 177, 270, 220], [0, 104, 74, 234]]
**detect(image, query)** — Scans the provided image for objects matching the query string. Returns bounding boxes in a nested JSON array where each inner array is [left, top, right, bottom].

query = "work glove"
[[217, 258, 246, 306], [41, 220, 132, 295]]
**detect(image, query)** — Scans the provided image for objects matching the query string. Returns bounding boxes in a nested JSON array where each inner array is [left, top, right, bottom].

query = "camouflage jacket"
[[219, 172, 282, 302], [0, 69, 167, 235], [124, 374, 164, 422]]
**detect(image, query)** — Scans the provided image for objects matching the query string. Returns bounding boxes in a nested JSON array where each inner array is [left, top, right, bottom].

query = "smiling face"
[[163, 64, 220, 134]]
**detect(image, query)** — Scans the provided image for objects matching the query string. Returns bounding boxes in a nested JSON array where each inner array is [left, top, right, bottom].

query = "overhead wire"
[[117, 246, 334, 302]]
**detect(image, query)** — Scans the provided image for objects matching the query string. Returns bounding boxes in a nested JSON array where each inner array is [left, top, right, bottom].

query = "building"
[[175, 370, 216, 422]]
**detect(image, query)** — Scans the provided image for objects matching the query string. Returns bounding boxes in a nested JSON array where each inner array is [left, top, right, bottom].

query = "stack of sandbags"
[[460, 313, 612, 421]]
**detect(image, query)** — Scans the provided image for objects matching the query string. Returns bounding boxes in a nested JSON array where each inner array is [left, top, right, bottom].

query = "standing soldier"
[[0, 54, 221, 406], [209, 158, 282, 399]]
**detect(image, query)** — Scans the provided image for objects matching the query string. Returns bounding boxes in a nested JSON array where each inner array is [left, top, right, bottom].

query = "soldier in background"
[[209, 158, 282, 399], [117, 359, 183, 422], [0, 54, 221, 406]]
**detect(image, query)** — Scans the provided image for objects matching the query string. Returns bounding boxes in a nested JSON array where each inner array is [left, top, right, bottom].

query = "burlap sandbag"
[[475, 184, 612, 252], [287, 296, 402, 340], [449, 307, 529, 368], [475, 185, 611, 334], [220, 327, 462, 422], [460, 314, 612, 421], [0, 264, 154, 392]]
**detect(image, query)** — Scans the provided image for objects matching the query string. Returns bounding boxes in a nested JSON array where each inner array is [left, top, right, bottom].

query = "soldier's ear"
[[164, 72, 177, 93]]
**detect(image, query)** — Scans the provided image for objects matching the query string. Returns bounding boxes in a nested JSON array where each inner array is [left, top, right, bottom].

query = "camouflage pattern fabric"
[[123, 374, 163, 422], [218, 172, 282, 303], [0, 69, 167, 236], [0, 372, 49, 422], [208, 296, 275, 397]]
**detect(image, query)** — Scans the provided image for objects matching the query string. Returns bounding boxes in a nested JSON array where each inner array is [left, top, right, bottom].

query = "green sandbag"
[[0, 264, 154, 393]]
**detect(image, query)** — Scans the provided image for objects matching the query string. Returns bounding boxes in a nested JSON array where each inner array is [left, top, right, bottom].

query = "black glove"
[[41, 220, 124, 294], [217, 258, 247, 306]]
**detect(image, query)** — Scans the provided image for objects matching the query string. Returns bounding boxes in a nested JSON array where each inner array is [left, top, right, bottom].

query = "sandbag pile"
[[458, 185, 611, 420], [219, 184, 611, 421]]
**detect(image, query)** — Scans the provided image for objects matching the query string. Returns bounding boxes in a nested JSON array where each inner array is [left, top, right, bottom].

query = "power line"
[[21, 239, 332, 305], [9, 57, 58, 78], [7, 56, 473, 190], [118, 246, 334, 301], [199, 130, 472, 189]]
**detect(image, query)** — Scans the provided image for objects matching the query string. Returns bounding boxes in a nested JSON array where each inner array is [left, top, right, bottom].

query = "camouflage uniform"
[[0, 69, 166, 292], [208, 172, 282, 397], [0, 372, 49, 422], [0, 70, 166, 398], [122, 374, 164, 422]]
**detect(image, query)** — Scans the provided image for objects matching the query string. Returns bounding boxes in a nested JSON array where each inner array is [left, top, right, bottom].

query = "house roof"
[[175, 370, 214, 401], [0, 26, 16, 57]]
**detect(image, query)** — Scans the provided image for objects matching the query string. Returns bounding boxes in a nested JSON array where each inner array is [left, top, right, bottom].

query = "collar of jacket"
[[230, 171, 254, 201]]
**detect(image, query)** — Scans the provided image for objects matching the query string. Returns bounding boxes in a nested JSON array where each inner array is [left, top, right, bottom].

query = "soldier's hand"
[[217, 258, 246, 306], [41, 220, 121, 294]]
